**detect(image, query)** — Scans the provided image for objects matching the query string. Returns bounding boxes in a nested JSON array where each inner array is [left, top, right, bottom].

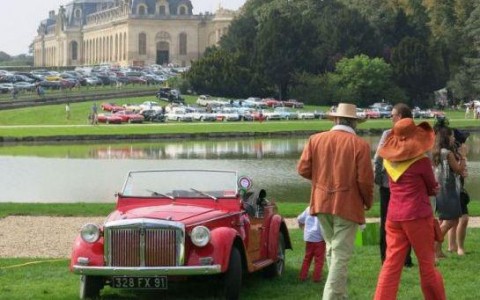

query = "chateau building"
[[32, 0, 236, 67]]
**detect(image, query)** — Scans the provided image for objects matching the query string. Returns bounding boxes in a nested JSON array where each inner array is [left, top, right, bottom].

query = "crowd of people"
[[296, 102, 470, 299]]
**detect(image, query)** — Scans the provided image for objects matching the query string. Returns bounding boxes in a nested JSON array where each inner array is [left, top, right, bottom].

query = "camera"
[[453, 128, 469, 147]]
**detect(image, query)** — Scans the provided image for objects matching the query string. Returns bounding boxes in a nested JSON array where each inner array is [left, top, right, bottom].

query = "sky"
[[0, 0, 246, 56]]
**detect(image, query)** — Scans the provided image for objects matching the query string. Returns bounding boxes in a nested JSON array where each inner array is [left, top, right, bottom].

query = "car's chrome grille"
[[104, 219, 185, 267]]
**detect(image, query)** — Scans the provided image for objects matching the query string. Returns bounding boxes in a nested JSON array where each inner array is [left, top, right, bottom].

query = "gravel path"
[[1, 216, 478, 258]]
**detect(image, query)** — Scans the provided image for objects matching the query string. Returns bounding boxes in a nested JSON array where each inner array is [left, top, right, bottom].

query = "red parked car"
[[113, 110, 145, 123], [101, 102, 125, 113], [262, 98, 282, 108], [364, 109, 381, 119], [70, 169, 292, 299], [97, 113, 123, 124], [282, 99, 304, 108]]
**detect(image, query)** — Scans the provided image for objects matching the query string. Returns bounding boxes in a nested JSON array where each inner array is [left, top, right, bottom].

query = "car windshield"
[[121, 170, 239, 199]]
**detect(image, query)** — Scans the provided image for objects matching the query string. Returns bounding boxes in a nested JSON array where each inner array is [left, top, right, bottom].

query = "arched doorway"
[[156, 41, 169, 65]]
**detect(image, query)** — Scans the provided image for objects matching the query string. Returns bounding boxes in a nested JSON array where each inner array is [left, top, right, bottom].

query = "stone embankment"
[[1, 216, 479, 258]]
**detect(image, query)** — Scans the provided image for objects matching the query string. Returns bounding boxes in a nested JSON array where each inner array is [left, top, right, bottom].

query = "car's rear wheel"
[[79, 275, 103, 299], [222, 247, 242, 300], [263, 232, 285, 278]]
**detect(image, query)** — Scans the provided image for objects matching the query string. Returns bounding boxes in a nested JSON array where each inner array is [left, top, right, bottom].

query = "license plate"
[[111, 276, 168, 289]]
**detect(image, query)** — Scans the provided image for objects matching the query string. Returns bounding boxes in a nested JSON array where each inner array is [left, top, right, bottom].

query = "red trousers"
[[374, 217, 446, 300], [299, 241, 326, 282]]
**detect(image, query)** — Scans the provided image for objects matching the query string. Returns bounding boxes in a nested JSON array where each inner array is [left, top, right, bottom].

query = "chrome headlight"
[[80, 223, 101, 243], [191, 226, 210, 247]]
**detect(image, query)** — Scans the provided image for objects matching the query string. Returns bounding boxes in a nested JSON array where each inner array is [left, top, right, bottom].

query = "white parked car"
[[356, 108, 366, 119], [298, 111, 316, 120], [243, 97, 268, 109], [214, 107, 241, 121], [122, 103, 142, 113], [188, 107, 217, 122], [196, 95, 225, 107], [139, 101, 162, 111], [262, 110, 282, 121], [165, 107, 194, 122], [274, 107, 299, 120]]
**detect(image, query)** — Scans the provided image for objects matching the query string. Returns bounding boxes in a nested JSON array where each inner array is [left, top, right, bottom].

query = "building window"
[[71, 41, 78, 60], [74, 8, 82, 18], [139, 33, 147, 55], [124, 32, 127, 60], [179, 6, 187, 15], [138, 5, 147, 15], [179, 33, 187, 55], [159, 5, 166, 15]]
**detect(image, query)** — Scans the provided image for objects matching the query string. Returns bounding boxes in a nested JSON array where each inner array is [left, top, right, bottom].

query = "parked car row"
[[98, 100, 325, 125], [338, 104, 444, 120], [412, 107, 445, 119], [0, 64, 183, 94], [195, 95, 306, 109]]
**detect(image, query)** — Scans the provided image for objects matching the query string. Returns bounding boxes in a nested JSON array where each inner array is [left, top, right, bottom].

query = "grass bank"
[[1, 228, 479, 299], [1, 201, 479, 219]]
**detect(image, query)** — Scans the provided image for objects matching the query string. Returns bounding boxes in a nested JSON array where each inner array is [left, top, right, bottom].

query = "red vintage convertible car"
[[113, 110, 145, 123], [100, 102, 125, 113], [70, 170, 292, 299], [96, 113, 123, 124]]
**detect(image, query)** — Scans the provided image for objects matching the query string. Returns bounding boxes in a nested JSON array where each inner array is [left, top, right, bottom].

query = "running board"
[[252, 259, 274, 271]]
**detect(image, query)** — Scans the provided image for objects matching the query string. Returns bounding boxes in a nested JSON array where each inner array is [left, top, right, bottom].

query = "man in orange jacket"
[[297, 103, 374, 300]]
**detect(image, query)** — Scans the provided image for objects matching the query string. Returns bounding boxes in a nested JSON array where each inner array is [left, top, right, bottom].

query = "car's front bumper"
[[73, 264, 222, 276]]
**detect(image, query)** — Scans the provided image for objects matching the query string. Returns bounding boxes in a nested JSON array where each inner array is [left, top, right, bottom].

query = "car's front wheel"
[[222, 247, 242, 300], [263, 232, 286, 278], [79, 275, 103, 299]]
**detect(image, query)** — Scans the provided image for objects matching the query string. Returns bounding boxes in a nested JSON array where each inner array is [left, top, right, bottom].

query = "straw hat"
[[327, 103, 365, 122], [379, 118, 435, 162]]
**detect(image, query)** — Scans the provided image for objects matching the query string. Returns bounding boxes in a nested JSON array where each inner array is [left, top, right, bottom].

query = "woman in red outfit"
[[374, 118, 446, 300]]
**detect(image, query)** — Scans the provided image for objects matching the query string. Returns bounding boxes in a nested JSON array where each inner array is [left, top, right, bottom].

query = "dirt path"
[[1, 216, 479, 258]]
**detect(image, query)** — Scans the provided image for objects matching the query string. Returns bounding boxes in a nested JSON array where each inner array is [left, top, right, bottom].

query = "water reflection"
[[0, 133, 478, 203], [88, 139, 308, 160]]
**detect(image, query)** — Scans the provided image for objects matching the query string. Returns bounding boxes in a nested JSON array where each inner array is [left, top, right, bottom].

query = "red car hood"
[[109, 204, 229, 226]]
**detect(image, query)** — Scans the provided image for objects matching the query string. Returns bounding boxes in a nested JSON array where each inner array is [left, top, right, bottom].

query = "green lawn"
[[1, 228, 479, 299]]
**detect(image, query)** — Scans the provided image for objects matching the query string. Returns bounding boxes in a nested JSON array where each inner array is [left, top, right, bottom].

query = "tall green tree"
[[187, 47, 267, 97], [0, 51, 12, 62], [325, 54, 403, 107], [450, 1, 480, 99], [391, 37, 436, 106], [252, 1, 316, 99], [445, 0, 478, 101]]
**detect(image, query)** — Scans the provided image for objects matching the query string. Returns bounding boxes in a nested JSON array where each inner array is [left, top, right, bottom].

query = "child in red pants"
[[297, 206, 326, 282]]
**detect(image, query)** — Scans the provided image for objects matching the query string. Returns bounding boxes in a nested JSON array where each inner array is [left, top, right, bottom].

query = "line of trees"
[[186, 0, 480, 108], [0, 51, 33, 67]]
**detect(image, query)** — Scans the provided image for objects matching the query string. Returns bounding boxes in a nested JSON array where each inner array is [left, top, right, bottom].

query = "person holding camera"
[[447, 129, 470, 256], [432, 121, 467, 259]]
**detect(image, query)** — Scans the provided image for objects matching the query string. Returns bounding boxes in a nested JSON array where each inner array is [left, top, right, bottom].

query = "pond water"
[[0, 133, 479, 203]]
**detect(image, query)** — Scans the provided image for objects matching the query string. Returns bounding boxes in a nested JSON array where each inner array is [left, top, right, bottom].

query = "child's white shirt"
[[297, 207, 324, 242]]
